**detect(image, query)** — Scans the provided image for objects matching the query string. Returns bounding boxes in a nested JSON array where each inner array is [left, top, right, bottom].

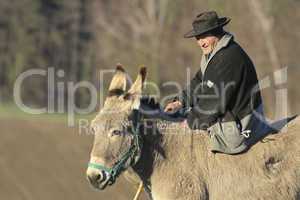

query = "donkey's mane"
[[140, 96, 161, 111]]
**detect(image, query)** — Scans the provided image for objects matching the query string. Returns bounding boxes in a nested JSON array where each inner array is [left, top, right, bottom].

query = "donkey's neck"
[[131, 119, 208, 183], [131, 119, 164, 182]]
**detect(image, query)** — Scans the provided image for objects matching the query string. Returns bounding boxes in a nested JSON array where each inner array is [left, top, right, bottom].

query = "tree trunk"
[[248, 0, 290, 120]]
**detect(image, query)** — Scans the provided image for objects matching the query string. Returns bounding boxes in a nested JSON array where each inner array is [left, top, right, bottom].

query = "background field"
[[0, 114, 147, 200]]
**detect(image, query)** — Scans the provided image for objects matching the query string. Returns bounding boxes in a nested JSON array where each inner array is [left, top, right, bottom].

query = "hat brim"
[[184, 17, 231, 38]]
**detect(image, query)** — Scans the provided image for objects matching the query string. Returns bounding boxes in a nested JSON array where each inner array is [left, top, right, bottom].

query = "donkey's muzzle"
[[86, 169, 110, 190]]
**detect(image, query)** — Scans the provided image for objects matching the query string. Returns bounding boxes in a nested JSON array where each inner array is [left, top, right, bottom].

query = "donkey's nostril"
[[95, 173, 102, 181]]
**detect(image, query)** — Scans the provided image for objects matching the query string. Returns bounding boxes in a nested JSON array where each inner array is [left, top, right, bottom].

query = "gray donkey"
[[86, 65, 300, 200]]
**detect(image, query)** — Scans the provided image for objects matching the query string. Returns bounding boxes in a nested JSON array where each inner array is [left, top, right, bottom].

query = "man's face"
[[195, 34, 219, 55]]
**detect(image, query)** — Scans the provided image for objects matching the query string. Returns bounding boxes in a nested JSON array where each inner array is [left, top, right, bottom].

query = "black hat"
[[184, 11, 230, 38]]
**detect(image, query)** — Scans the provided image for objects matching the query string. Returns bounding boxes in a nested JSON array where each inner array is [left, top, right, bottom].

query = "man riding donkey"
[[86, 11, 299, 200], [165, 11, 269, 155]]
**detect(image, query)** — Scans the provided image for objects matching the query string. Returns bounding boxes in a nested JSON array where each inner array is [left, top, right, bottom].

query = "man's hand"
[[164, 101, 183, 113]]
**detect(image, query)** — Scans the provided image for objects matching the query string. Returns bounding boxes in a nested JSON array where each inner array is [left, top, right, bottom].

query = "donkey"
[[86, 65, 300, 200]]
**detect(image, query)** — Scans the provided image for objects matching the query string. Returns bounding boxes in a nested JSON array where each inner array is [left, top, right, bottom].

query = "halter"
[[88, 109, 143, 185]]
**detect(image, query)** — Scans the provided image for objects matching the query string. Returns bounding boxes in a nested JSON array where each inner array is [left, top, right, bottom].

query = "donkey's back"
[[150, 117, 300, 200]]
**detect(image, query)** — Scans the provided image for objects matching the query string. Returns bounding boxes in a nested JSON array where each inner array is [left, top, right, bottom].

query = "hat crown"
[[192, 11, 219, 28], [195, 11, 219, 23], [184, 11, 230, 38]]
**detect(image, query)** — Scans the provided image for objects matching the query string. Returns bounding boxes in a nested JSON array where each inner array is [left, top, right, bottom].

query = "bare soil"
[[0, 118, 146, 200]]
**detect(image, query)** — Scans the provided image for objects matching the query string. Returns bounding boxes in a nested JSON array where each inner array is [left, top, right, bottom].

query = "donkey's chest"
[[149, 166, 208, 200]]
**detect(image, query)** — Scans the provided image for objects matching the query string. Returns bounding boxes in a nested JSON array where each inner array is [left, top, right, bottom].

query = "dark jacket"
[[178, 33, 264, 154]]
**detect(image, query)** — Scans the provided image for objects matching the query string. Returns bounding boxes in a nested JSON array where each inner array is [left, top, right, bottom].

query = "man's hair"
[[209, 27, 225, 38]]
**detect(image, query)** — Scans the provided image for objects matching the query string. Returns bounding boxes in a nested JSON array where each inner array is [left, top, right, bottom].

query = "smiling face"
[[195, 33, 220, 55], [86, 65, 146, 190]]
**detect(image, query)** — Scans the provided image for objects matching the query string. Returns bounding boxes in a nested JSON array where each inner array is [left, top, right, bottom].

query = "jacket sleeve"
[[188, 55, 245, 128], [176, 69, 203, 109]]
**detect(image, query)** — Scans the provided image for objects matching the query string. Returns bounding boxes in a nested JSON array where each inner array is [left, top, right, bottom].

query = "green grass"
[[0, 103, 96, 123]]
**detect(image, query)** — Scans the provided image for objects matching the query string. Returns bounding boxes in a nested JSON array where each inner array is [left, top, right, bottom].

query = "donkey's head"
[[86, 65, 146, 190]]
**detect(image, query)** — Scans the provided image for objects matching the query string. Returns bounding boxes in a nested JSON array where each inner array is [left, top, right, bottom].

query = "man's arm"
[[164, 69, 203, 113], [177, 69, 203, 108]]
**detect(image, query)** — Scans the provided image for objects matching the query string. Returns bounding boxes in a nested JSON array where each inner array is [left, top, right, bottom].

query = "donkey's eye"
[[111, 130, 123, 136]]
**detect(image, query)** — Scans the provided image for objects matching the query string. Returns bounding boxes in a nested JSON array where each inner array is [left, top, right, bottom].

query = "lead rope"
[[133, 181, 144, 200]]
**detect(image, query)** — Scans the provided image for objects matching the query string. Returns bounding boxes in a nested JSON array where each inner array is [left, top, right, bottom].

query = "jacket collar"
[[213, 32, 233, 54]]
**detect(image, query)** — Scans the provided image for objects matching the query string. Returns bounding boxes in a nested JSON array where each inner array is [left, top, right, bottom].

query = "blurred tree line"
[[0, 0, 299, 116]]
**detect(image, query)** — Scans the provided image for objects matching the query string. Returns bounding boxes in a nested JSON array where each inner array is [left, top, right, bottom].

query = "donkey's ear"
[[126, 66, 147, 97], [108, 63, 127, 97], [124, 66, 146, 109]]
